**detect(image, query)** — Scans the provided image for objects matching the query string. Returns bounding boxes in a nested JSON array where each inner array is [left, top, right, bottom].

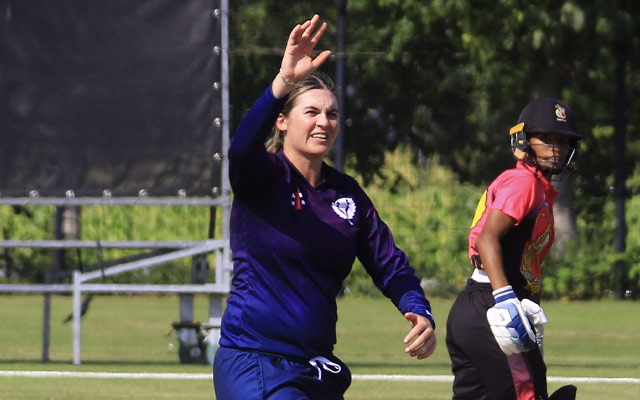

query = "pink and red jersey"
[[468, 162, 558, 301]]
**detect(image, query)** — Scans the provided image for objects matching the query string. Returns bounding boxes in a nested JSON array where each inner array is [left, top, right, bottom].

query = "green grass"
[[0, 294, 639, 399]]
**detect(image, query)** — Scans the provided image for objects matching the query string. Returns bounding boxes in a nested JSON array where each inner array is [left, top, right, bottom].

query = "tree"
[[228, 0, 640, 263]]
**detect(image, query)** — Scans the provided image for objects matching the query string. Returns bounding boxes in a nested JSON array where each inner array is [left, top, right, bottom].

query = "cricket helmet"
[[509, 97, 582, 175]]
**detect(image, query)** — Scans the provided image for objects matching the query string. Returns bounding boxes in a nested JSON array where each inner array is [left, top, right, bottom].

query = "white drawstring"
[[309, 356, 341, 381]]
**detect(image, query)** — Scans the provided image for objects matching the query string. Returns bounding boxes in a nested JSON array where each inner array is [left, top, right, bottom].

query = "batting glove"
[[521, 298, 548, 356], [486, 285, 537, 355]]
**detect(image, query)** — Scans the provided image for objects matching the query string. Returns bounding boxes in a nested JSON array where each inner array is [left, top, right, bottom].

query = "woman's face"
[[277, 88, 339, 162], [529, 132, 571, 170]]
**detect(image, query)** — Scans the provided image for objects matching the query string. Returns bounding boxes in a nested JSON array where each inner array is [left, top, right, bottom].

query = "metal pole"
[[614, 0, 628, 299], [41, 270, 51, 363], [220, 0, 231, 276], [334, 0, 347, 172], [72, 270, 82, 365], [214, 1, 232, 341], [41, 207, 66, 363]]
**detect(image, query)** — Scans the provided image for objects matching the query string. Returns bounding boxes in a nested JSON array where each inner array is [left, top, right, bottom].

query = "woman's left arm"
[[476, 209, 515, 290], [355, 190, 436, 359], [403, 312, 436, 360]]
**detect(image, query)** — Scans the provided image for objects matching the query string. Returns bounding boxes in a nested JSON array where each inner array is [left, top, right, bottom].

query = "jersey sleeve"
[[489, 173, 539, 225], [355, 187, 435, 328], [228, 86, 287, 196]]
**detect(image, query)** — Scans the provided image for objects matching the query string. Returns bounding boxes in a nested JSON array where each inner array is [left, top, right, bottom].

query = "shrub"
[[343, 148, 480, 297]]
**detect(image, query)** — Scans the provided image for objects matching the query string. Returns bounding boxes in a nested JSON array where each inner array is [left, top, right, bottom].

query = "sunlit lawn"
[[0, 294, 638, 399]]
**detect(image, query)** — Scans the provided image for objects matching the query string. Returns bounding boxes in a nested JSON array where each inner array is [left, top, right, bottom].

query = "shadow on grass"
[[346, 360, 453, 370], [0, 359, 201, 367]]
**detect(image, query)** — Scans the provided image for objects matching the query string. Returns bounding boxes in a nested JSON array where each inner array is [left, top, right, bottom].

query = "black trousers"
[[446, 280, 548, 400]]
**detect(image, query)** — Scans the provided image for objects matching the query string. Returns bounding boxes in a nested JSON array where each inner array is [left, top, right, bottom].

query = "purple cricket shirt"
[[219, 85, 434, 359]]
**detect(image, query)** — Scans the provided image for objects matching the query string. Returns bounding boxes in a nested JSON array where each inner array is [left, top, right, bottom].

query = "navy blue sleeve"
[[228, 86, 288, 195], [355, 187, 435, 329]]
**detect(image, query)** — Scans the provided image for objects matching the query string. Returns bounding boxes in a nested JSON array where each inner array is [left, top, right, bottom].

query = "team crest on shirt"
[[520, 203, 553, 297], [331, 197, 356, 225]]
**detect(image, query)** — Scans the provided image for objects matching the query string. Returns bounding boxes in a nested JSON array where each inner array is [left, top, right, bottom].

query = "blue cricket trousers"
[[213, 346, 351, 399]]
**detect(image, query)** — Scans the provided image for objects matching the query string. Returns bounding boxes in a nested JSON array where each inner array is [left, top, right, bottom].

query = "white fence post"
[[72, 270, 82, 365]]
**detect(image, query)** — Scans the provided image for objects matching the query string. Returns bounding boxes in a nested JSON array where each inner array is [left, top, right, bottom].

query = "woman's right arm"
[[228, 87, 287, 195], [228, 14, 331, 195]]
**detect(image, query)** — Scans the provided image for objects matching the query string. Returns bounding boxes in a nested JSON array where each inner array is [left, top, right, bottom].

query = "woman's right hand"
[[272, 14, 332, 97]]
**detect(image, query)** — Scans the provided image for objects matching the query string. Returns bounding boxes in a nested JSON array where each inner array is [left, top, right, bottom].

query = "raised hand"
[[273, 14, 332, 96]]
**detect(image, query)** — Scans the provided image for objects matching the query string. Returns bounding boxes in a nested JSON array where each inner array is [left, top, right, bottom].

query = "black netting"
[[0, 0, 221, 197]]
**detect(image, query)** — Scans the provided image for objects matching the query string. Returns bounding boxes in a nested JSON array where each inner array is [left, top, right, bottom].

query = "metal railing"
[[0, 238, 233, 365]]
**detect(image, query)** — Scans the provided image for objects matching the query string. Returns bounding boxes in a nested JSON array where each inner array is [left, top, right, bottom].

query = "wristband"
[[279, 68, 296, 86], [492, 285, 516, 302]]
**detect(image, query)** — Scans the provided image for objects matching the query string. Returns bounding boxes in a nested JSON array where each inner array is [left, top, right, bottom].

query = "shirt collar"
[[516, 161, 557, 199], [276, 151, 340, 188], [516, 160, 547, 181]]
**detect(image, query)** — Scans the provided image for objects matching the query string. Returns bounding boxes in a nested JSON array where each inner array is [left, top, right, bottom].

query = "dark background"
[[0, 0, 221, 197]]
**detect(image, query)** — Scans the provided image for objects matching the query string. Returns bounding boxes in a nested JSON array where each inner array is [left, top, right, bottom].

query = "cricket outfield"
[[0, 295, 638, 399]]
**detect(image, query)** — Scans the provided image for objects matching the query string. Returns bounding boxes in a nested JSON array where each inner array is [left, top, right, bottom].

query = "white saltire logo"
[[331, 197, 356, 225]]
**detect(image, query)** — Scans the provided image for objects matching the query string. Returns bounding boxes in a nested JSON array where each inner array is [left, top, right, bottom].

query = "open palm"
[[280, 14, 332, 83]]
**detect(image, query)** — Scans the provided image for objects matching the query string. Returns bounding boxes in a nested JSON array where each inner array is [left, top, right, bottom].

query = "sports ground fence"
[[0, 0, 233, 364]]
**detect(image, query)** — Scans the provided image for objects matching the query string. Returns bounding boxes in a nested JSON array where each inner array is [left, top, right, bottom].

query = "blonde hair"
[[265, 71, 338, 153]]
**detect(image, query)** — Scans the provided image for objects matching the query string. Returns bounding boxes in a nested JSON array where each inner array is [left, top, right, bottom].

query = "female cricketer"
[[446, 97, 582, 400], [213, 15, 436, 399]]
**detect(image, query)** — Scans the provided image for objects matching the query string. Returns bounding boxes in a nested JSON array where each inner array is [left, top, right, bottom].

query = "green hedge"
[[1, 147, 639, 299], [343, 151, 478, 297], [0, 205, 215, 284], [344, 147, 640, 299]]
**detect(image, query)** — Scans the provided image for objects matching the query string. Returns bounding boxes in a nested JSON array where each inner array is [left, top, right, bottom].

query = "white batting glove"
[[486, 286, 537, 355], [521, 299, 548, 357]]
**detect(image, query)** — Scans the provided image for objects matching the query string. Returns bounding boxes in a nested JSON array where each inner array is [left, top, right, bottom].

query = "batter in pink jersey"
[[446, 98, 583, 400], [468, 160, 557, 303]]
